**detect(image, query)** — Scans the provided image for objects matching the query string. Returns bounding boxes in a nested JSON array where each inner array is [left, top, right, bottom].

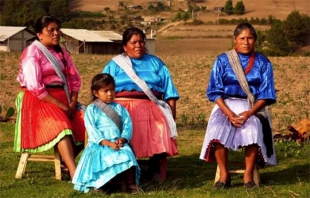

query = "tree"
[[234, 1, 245, 15], [224, 0, 233, 15], [118, 1, 125, 11], [49, 0, 69, 22], [0, 0, 46, 27], [104, 7, 110, 13], [266, 20, 290, 56], [282, 11, 310, 46]]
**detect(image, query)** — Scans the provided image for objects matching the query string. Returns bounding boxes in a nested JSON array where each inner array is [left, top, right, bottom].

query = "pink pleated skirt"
[[15, 88, 85, 151], [115, 98, 178, 158]]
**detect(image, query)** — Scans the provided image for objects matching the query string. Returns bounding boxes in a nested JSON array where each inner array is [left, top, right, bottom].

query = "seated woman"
[[103, 27, 180, 182], [199, 23, 277, 189], [14, 15, 85, 179]]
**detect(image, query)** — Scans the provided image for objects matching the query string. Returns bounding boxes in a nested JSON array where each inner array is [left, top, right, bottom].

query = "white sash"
[[33, 40, 85, 111], [112, 54, 177, 139], [33, 40, 70, 102]]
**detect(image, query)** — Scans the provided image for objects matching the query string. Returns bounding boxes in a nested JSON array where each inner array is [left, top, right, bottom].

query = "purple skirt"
[[199, 98, 277, 165]]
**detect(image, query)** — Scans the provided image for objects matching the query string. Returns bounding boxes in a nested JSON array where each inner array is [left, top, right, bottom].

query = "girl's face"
[[36, 22, 61, 47], [123, 34, 146, 59], [93, 83, 115, 104], [234, 28, 256, 54]]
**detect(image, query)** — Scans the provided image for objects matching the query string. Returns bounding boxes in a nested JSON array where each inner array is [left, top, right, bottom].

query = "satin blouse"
[[103, 53, 179, 101], [17, 43, 81, 99], [207, 52, 276, 105]]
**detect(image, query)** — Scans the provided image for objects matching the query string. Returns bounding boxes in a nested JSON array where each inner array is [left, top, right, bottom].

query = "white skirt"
[[199, 98, 277, 165]]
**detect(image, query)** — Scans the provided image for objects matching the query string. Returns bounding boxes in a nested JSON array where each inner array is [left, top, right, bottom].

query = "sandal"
[[244, 181, 256, 189], [61, 164, 69, 174], [214, 175, 231, 190]]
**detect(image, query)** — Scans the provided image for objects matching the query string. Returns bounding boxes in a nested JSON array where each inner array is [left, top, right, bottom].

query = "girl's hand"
[[115, 138, 127, 148], [109, 141, 120, 150]]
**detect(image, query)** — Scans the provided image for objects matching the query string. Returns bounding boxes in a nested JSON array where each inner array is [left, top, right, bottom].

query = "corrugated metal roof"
[[91, 31, 122, 41], [0, 26, 27, 42], [61, 28, 112, 42]]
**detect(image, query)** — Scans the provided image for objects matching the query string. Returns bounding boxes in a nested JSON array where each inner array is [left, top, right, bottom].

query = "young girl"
[[72, 73, 140, 193]]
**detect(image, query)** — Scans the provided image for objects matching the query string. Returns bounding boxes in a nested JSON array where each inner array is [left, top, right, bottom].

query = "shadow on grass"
[[138, 150, 310, 192]]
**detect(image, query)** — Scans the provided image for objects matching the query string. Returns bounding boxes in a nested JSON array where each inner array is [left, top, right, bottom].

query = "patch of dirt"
[[155, 38, 232, 57]]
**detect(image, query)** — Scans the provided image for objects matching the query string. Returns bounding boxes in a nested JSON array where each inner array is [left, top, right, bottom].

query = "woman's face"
[[36, 22, 61, 47], [123, 34, 146, 59], [234, 28, 256, 54]]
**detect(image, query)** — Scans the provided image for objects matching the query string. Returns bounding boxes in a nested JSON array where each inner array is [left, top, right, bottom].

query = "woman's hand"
[[227, 112, 244, 127], [68, 101, 77, 119]]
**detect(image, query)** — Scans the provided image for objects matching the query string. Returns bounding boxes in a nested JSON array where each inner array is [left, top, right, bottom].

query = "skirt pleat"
[[199, 98, 277, 165], [15, 89, 85, 152], [115, 98, 178, 158]]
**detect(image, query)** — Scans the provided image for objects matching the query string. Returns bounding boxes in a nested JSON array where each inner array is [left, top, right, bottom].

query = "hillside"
[[68, 0, 310, 56], [69, 0, 310, 21]]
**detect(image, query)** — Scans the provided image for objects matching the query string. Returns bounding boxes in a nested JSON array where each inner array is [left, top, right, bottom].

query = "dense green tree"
[[282, 11, 310, 46], [234, 1, 245, 15], [148, 2, 168, 13], [224, 0, 233, 15], [0, 0, 46, 27], [254, 30, 266, 52], [0, 0, 70, 26], [267, 15, 276, 25], [266, 20, 290, 56], [49, 0, 69, 22]]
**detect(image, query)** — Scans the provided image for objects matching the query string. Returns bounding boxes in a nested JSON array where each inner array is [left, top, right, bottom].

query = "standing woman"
[[200, 23, 276, 189], [103, 27, 179, 182], [14, 16, 85, 179]]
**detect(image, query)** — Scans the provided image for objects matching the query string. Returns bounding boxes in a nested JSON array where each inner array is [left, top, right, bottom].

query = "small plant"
[[196, 113, 207, 126], [274, 139, 302, 157], [180, 114, 189, 125], [0, 105, 15, 122]]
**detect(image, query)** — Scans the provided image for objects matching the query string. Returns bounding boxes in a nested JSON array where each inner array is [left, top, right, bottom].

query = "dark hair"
[[91, 73, 115, 101], [234, 22, 257, 41], [34, 16, 66, 60], [34, 15, 61, 34], [120, 27, 146, 53]]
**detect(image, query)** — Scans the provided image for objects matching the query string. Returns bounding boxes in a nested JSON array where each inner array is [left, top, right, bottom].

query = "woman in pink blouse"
[[14, 16, 85, 179]]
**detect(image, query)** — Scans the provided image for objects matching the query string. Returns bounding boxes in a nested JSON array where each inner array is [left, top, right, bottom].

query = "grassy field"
[[1, 123, 310, 198], [1, 45, 310, 197]]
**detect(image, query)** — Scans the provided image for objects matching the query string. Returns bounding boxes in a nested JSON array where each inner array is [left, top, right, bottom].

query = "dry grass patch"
[[2, 51, 310, 136]]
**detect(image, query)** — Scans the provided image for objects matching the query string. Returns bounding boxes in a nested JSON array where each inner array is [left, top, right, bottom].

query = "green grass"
[[1, 122, 310, 198]]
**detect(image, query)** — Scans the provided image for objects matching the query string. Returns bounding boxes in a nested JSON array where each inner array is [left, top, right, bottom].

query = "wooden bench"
[[15, 147, 62, 180]]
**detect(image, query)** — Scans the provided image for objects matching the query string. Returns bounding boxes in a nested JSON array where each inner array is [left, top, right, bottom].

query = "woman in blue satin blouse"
[[199, 23, 276, 189]]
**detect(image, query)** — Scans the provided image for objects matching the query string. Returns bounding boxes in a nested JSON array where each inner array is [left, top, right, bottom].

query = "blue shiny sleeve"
[[158, 65, 180, 100], [206, 57, 225, 102], [256, 60, 276, 105], [84, 105, 106, 145]]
